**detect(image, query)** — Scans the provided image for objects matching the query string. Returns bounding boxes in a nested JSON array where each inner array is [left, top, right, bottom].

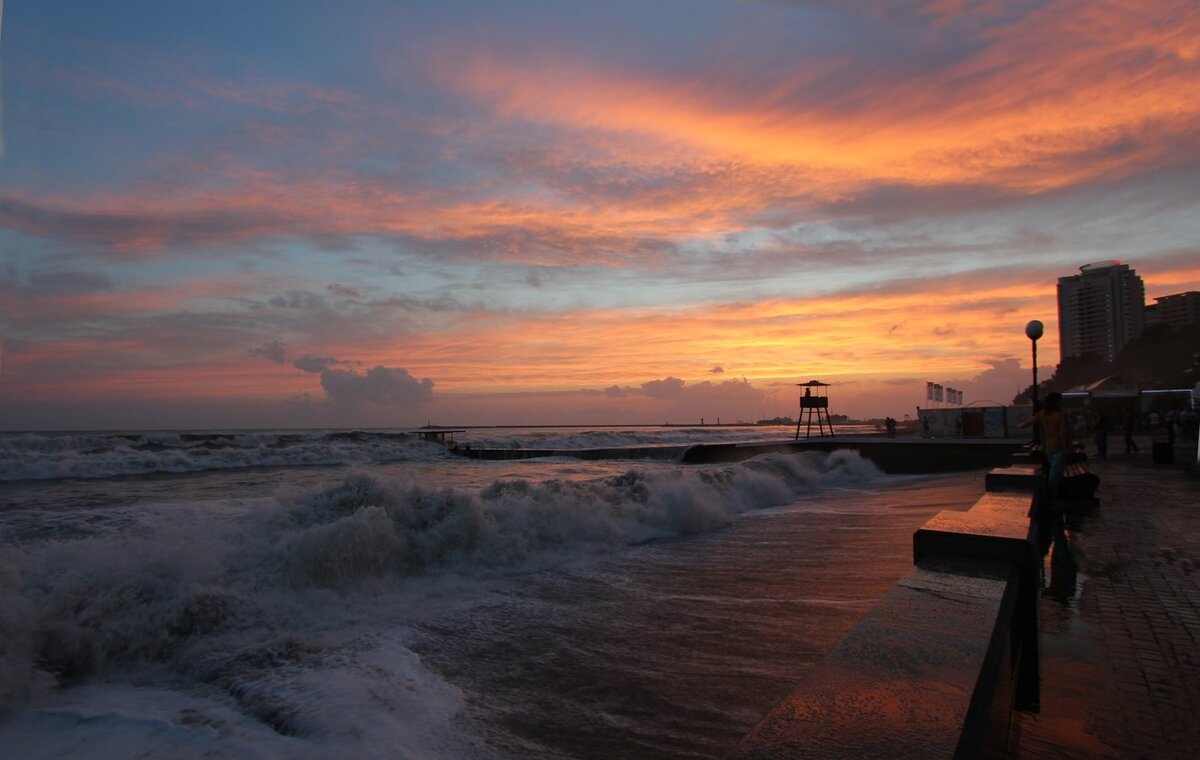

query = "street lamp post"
[[1025, 320, 1044, 446], [1025, 320, 1044, 406]]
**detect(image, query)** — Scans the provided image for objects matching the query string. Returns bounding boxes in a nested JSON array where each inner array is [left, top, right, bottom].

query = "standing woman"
[[1020, 392, 1072, 498], [1123, 411, 1139, 453], [1093, 414, 1110, 459]]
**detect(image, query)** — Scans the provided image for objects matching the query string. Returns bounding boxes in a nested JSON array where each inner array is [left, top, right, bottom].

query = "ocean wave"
[[0, 501, 476, 758], [0, 425, 879, 482], [0, 451, 883, 686], [0, 450, 883, 744], [0, 430, 455, 481], [278, 450, 882, 585]]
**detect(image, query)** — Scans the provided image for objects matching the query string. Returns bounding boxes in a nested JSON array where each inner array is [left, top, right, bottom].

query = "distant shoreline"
[[2, 422, 886, 435]]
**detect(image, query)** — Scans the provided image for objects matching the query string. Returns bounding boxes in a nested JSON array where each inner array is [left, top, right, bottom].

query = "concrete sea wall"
[[730, 465, 1043, 759], [681, 438, 1026, 473], [459, 437, 1027, 474]]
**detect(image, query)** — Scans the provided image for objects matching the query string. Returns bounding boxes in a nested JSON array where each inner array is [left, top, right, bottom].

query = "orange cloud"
[[441, 0, 1200, 194], [10, 1, 1194, 270], [3, 174, 735, 265], [10, 259, 1194, 419], [322, 268, 1060, 398], [1, 273, 285, 329], [1142, 263, 1200, 292]]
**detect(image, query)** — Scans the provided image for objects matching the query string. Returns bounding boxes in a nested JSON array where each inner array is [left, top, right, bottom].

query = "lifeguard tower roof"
[[796, 380, 830, 387]]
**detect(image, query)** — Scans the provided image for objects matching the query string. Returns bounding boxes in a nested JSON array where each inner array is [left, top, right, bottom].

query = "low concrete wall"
[[731, 465, 1043, 759], [457, 444, 687, 461], [460, 437, 1026, 474], [682, 439, 1026, 473]]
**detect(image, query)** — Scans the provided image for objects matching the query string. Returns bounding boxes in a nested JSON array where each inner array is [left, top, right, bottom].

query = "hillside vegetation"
[[1014, 323, 1200, 404]]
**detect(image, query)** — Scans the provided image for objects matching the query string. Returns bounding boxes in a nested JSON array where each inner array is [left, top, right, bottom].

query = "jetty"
[[409, 427, 466, 445], [458, 436, 1028, 474]]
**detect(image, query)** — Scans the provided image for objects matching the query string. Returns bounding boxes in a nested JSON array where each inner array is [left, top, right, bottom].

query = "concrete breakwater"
[[458, 436, 1027, 473], [681, 438, 1026, 473], [456, 443, 688, 461]]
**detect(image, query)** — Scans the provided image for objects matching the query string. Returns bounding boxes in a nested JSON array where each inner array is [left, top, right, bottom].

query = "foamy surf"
[[0, 430, 456, 482], [0, 636, 485, 759], [276, 451, 883, 583], [0, 450, 888, 757], [0, 425, 876, 481], [0, 498, 485, 758]]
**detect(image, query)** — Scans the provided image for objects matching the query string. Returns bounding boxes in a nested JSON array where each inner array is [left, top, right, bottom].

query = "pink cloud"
[[435, 0, 1200, 197], [1, 272, 284, 329]]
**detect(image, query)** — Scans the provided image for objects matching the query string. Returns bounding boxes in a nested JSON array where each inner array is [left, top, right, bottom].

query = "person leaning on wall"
[[1019, 391, 1072, 499]]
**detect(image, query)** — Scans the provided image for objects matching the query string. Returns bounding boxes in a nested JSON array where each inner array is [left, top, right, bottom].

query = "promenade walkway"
[[1014, 439, 1200, 759]]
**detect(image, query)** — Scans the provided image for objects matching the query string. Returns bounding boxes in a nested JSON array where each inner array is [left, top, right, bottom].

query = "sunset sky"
[[2, 0, 1199, 430]]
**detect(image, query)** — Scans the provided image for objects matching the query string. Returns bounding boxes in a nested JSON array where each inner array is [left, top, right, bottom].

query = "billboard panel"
[[982, 407, 1006, 438], [918, 408, 962, 437]]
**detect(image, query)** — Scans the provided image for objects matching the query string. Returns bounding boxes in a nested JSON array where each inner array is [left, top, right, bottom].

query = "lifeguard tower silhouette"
[[795, 380, 834, 439]]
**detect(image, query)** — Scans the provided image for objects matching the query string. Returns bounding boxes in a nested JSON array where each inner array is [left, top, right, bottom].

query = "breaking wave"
[[0, 425, 877, 482], [0, 430, 455, 481], [0, 450, 882, 754], [277, 450, 882, 585]]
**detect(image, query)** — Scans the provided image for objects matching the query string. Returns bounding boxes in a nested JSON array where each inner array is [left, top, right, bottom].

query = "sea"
[[0, 425, 985, 758]]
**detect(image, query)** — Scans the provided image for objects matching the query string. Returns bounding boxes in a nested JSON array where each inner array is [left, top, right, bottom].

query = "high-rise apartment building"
[[1057, 261, 1145, 362], [1144, 291, 1200, 329]]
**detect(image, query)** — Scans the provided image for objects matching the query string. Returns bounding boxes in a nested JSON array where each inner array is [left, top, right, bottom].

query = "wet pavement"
[[1013, 439, 1200, 759]]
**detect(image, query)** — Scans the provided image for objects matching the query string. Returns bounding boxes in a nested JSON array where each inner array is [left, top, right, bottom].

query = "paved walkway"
[[1014, 438, 1200, 759]]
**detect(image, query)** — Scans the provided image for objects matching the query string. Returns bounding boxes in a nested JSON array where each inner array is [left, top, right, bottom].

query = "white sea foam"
[[0, 450, 883, 755], [0, 431, 454, 481], [0, 425, 877, 481], [0, 500, 484, 757], [0, 637, 483, 759], [275, 450, 880, 584]]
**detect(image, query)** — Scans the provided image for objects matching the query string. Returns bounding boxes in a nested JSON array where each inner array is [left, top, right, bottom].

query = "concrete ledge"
[[731, 467, 1041, 758], [985, 464, 1042, 493], [1008, 451, 1041, 466], [914, 492, 1036, 569], [913, 488, 1040, 718], [731, 563, 1012, 759]]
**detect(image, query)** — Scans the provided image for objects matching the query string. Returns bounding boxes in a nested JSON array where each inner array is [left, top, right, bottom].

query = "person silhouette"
[[1123, 412, 1139, 453], [1019, 392, 1071, 498], [1093, 414, 1109, 459]]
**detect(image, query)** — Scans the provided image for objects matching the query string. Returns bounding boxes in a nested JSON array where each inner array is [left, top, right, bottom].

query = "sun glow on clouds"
[[1, 0, 1198, 428], [442, 1, 1200, 195], [406, 273, 1064, 391]]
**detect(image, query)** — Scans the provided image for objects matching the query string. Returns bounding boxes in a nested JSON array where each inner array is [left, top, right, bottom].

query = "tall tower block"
[[1056, 261, 1144, 363]]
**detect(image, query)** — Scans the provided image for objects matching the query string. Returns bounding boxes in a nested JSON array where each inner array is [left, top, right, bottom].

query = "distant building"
[[1144, 291, 1200, 329], [1057, 261, 1145, 362]]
